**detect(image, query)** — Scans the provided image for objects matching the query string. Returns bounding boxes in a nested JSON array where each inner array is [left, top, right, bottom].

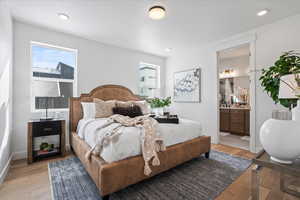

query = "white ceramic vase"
[[260, 119, 300, 164], [164, 106, 169, 113], [153, 107, 164, 116]]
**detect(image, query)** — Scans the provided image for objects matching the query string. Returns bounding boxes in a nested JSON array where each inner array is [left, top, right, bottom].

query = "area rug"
[[48, 150, 251, 200]]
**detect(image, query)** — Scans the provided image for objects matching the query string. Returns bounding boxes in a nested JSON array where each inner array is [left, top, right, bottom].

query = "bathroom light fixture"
[[148, 6, 166, 20], [224, 69, 234, 74], [219, 68, 235, 78], [257, 9, 269, 16], [58, 13, 70, 20]]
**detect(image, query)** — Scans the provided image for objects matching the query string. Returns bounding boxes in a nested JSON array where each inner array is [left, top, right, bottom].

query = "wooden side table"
[[28, 119, 66, 164], [252, 151, 300, 200]]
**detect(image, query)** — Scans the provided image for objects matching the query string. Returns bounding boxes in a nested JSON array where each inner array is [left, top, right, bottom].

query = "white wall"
[[166, 47, 219, 143], [13, 21, 166, 158], [165, 14, 300, 150], [0, 4, 13, 183], [233, 76, 250, 90]]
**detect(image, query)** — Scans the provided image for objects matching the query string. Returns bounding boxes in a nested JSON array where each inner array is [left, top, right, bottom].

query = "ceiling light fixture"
[[148, 6, 166, 20], [58, 13, 70, 20], [165, 48, 172, 52], [257, 9, 269, 16]]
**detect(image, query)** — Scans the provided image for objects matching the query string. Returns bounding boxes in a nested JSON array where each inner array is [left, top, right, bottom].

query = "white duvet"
[[77, 118, 203, 163]]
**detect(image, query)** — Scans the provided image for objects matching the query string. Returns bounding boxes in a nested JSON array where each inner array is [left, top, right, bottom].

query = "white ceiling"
[[3, 0, 300, 57]]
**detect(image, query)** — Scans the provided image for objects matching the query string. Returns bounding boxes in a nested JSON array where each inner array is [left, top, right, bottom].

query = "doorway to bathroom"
[[217, 43, 252, 151]]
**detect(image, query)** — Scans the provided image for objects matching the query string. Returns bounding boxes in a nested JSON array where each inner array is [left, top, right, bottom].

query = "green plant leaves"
[[259, 51, 300, 108], [148, 97, 172, 108]]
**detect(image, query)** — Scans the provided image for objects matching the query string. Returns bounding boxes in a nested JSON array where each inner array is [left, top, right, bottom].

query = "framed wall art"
[[174, 68, 201, 102]]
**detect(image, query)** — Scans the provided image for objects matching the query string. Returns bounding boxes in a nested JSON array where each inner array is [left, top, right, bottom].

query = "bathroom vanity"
[[220, 107, 250, 136]]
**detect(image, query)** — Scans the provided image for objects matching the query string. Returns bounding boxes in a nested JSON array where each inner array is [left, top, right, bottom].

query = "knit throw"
[[85, 114, 166, 176]]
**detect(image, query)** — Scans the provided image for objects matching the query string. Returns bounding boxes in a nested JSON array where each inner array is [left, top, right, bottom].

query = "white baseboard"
[[254, 145, 263, 154], [0, 154, 13, 184], [12, 151, 27, 160], [211, 136, 219, 144]]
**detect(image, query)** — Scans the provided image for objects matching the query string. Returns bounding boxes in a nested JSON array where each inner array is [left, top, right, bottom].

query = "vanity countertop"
[[220, 107, 251, 110]]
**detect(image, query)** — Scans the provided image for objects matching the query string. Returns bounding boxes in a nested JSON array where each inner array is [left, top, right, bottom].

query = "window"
[[138, 62, 160, 98], [31, 42, 77, 111]]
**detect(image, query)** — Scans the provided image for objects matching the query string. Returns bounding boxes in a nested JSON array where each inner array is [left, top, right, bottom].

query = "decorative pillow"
[[93, 98, 116, 118], [116, 101, 134, 108], [81, 102, 96, 119], [113, 105, 143, 118], [130, 101, 151, 115]]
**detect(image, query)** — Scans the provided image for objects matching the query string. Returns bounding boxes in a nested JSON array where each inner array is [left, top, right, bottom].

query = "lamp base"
[[271, 156, 293, 164], [292, 100, 300, 121]]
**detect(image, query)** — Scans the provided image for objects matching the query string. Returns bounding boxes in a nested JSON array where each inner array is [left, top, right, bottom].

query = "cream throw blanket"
[[85, 114, 166, 176]]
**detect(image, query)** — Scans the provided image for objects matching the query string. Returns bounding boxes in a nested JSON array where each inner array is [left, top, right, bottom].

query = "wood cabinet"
[[28, 119, 65, 164], [220, 109, 230, 132], [220, 108, 250, 136], [230, 109, 246, 135]]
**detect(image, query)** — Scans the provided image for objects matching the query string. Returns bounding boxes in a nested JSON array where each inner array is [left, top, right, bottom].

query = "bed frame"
[[69, 85, 211, 199]]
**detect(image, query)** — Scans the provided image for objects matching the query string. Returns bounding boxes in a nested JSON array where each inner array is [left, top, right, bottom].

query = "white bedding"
[[77, 118, 203, 163]]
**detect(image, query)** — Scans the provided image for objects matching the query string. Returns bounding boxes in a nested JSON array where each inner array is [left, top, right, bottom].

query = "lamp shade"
[[279, 74, 298, 99], [33, 80, 60, 97]]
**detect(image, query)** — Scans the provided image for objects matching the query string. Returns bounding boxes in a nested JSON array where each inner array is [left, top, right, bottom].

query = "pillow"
[[113, 105, 143, 118], [93, 98, 116, 118], [130, 101, 151, 115], [81, 102, 96, 119], [116, 101, 134, 108]]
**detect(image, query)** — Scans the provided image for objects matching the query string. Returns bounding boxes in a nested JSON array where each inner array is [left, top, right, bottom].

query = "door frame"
[[214, 33, 258, 153]]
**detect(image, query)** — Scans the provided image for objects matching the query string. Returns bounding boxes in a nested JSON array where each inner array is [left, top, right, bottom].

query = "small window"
[[31, 42, 77, 111], [138, 62, 160, 98]]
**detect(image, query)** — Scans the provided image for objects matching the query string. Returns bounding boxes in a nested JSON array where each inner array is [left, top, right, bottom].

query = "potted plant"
[[148, 97, 171, 116]]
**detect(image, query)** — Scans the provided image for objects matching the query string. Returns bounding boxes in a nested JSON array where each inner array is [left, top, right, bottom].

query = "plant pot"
[[164, 106, 170, 115], [260, 119, 300, 164], [153, 107, 164, 116]]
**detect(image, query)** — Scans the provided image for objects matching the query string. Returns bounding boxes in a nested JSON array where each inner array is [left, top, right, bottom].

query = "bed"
[[69, 85, 211, 199]]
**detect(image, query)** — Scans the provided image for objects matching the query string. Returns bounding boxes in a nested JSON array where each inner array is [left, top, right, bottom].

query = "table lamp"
[[279, 74, 300, 121], [33, 80, 60, 121]]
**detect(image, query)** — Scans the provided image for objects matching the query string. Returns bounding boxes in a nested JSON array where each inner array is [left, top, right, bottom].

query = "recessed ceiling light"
[[58, 13, 70, 20], [165, 48, 172, 52], [257, 9, 269, 16], [148, 6, 166, 20]]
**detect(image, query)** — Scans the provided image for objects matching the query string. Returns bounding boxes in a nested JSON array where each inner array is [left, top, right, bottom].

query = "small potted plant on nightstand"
[[148, 97, 171, 116]]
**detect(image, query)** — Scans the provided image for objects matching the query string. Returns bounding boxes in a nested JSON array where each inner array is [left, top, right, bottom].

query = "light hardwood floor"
[[0, 144, 299, 200]]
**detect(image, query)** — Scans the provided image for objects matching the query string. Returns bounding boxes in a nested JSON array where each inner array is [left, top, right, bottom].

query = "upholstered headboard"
[[69, 85, 141, 133]]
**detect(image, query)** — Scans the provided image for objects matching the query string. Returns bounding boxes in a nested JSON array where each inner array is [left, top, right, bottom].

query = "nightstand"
[[27, 119, 66, 164]]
